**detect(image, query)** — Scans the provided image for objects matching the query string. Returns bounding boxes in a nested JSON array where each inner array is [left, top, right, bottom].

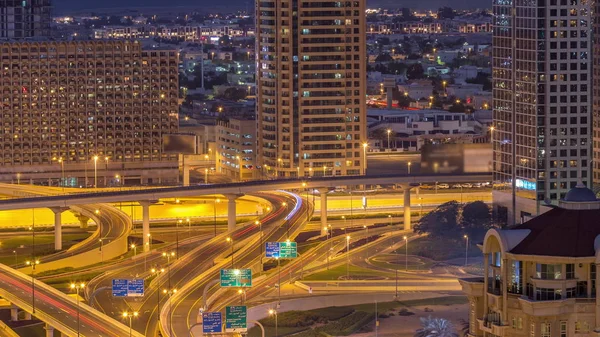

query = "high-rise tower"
[[492, 0, 593, 224], [0, 0, 51, 39], [256, 0, 367, 178]]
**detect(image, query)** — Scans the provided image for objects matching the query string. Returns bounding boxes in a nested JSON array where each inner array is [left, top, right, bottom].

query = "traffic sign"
[[279, 241, 297, 258], [112, 279, 128, 297], [225, 306, 247, 332], [202, 312, 223, 333], [127, 279, 145, 297], [220, 269, 252, 287], [265, 242, 279, 258], [112, 279, 145, 297], [265, 241, 297, 259]]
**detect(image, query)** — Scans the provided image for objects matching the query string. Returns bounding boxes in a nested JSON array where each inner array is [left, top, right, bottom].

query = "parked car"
[[452, 184, 463, 189], [437, 183, 450, 189], [461, 183, 473, 188]]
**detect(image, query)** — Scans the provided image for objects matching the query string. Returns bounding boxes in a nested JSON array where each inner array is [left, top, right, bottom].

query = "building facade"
[[0, 0, 51, 39], [594, 0, 600, 184], [492, 0, 593, 224], [216, 117, 257, 181], [461, 184, 600, 337], [0, 40, 180, 185], [256, 0, 367, 178]]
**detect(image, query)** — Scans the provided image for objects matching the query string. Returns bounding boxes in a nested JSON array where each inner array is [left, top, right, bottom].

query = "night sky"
[[54, 0, 488, 14]]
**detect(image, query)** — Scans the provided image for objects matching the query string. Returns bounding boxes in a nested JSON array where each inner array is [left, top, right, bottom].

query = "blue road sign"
[[127, 279, 145, 297], [265, 242, 279, 258], [202, 312, 223, 333], [112, 279, 128, 297], [112, 279, 144, 297]]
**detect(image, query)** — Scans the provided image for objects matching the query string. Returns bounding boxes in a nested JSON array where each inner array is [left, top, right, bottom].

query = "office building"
[[0, 40, 180, 185], [256, 0, 367, 178], [594, 0, 600, 184], [492, 0, 592, 224], [0, 0, 51, 39], [461, 184, 600, 337], [216, 117, 257, 181]]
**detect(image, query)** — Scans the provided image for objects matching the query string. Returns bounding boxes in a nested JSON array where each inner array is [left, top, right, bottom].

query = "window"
[[541, 323, 551, 337], [536, 264, 562, 279], [566, 264, 575, 278], [560, 321, 567, 337], [575, 321, 590, 333], [531, 323, 536, 337]]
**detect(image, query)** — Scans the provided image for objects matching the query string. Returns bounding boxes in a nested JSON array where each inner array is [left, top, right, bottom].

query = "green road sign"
[[220, 269, 252, 287], [225, 305, 247, 332], [279, 241, 297, 258]]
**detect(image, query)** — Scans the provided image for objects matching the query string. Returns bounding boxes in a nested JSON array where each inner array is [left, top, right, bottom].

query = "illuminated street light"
[[93, 155, 99, 188], [70, 282, 85, 336], [122, 311, 139, 337]]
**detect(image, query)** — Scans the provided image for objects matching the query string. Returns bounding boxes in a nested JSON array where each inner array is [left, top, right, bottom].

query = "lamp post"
[[162, 251, 175, 290], [419, 197, 423, 216], [122, 311, 139, 337], [147, 233, 152, 251], [104, 156, 109, 187], [322, 165, 326, 177], [176, 219, 182, 259], [25, 259, 39, 313], [163, 288, 177, 337], [213, 198, 221, 237], [93, 155, 99, 188], [362, 143, 368, 174], [256, 220, 263, 268], [151, 268, 165, 323], [130, 243, 137, 256], [386, 129, 391, 149], [464, 235, 469, 266], [269, 309, 278, 337], [186, 218, 191, 240], [403, 235, 408, 271], [346, 236, 350, 280], [226, 237, 234, 268], [277, 158, 282, 177], [70, 282, 85, 337], [237, 289, 246, 304], [12, 251, 17, 266], [408, 161, 412, 174], [205, 168, 209, 183], [55, 157, 65, 189]]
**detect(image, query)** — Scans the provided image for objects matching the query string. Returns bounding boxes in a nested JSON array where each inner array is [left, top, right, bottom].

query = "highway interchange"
[[0, 173, 485, 337]]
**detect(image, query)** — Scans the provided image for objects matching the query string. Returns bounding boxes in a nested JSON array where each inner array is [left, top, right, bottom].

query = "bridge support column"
[[50, 207, 68, 251], [77, 214, 90, 229], [182, 155, 190, 187], [44, 324, 54, 337], [23, 312, 31, 320], [10, 307, 17, 321], [404, 188, 412, 231], [139, 201, 156, 252], [224, 194, 243, 232], [318, 188, 328, 236]]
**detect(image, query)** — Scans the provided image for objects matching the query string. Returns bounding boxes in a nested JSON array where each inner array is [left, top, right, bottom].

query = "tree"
[[437, 7, 456, 20], [371, 128, 397, 147], [392, 89, 415, 107], [448, 103, 466, 112], [413, 201, 461, 240], [465, 72, 492, 91], [406, 63, 425, 80], [458, 319, 470, 337], [415, 316, 459, 337], [461, 201, 491, 239], [375, 54, 393, 62], [220, 87, 247, 101]]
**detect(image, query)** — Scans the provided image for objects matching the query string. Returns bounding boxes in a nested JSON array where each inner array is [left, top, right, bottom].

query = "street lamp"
[[464, 235, 469, 266], [269, 309, 278, 337], [346, 236, 350, 280], [237, 289, 246, 304], [104, 156, 109, 187], [322, 165, 326, 177], [213, 198, 221, 237], [12, 250, 17, 265], [408, 161, 412, 174], [204, 168, 209, 183], [130, 243, 137, 256], [122, 311, 139, 337], [186, 218, 191, 239], [162, 251, 175, 290], [163, 288, 177, 336], [403, 236, 408, 271], [25, 259, 40, 313], [277, 158, 282, 177], [276, 256, 281, 307], [176, 219, 183, 259], [151, 268, 165, 323], [93, 155, 99, 188], [386, 129, 391, 149], [54, 157, 65, 189], [362, 143, 368, 175], [70, 282, 85, 337], [226, 237, 234, 268]]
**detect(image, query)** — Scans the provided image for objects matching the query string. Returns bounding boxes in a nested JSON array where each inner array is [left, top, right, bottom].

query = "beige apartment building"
[[216, 116, 257, 181], [461, 184, 600, 337], [0, 40, 180, 186], [256, 0, 367, 178]]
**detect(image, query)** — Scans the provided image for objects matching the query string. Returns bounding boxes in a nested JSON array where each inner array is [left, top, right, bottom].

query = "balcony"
[[476, 319, 508, 336], [518, 296, 576, 316], [458, 278, 484, 297]]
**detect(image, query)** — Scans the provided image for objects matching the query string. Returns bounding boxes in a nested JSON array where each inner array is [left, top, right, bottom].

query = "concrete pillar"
[[23, 312, 31, 320], [50, 207, 68, 251], [501, 258, 508, 323], [77, 214, 90, 229], [386, 86, 393, 109], [10, 307, 17, 321], [183, 155, 190, 187], [44, 324, 54, 337], [319, 189, 328, 236], [140, 201, 151, 252], [403, 188, 411, 231], [483, 253, 489, 315], [227, 196, 237, 232]]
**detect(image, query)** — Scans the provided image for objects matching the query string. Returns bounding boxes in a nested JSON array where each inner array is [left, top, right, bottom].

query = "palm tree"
[[414, 316, 459, 337]]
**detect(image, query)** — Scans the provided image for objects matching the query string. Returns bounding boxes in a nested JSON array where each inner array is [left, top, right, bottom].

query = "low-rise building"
[[216, 117, 257, 181], [460, 183, 600, 337]]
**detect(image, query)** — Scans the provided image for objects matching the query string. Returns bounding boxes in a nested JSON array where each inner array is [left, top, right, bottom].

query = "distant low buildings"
[[216, 116, 257, 181]]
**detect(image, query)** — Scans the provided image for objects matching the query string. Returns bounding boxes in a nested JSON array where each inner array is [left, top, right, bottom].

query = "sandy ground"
[[352, 303, 469, 337]]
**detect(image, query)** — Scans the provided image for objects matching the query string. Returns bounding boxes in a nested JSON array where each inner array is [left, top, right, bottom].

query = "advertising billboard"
[[162, 134, 197, 154], [420, 143, 491, 174]]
